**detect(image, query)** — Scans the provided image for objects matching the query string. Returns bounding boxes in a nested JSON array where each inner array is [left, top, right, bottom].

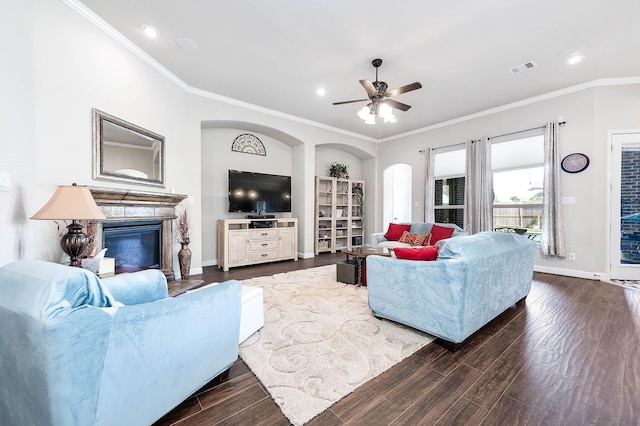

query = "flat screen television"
[[228, 170, 292, 213]]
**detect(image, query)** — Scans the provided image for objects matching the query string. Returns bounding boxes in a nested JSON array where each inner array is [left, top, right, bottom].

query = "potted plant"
[[329, 162, 349, 179], [352, 184, 364, 221]]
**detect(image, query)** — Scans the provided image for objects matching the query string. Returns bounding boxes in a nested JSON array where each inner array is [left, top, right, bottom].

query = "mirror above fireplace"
[[93, 108, 165, 187]]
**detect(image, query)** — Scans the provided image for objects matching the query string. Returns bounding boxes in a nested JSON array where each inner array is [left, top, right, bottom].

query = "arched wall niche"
[[200, 120, 378, 264], [201, 120, 304, 147]]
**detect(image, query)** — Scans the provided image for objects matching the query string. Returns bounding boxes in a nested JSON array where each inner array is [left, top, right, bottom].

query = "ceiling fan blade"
[[385, 82, 422, 97], [359, 79, 377, 97], [332, 99, 369, 105], [384, 99, 412, 111]]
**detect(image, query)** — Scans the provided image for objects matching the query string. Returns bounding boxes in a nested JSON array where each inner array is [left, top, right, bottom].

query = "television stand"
[[217, 218, 298, 271]]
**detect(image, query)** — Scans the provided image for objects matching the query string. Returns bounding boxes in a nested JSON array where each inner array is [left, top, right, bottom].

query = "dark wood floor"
[[154, 253, 640, 426]]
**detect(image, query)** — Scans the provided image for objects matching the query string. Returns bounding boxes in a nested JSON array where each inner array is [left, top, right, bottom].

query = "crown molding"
[[185, 86, 377, 142], [62, 0, 640, 145], [381, 76, 640, 143], [61, 0, 377, 143]]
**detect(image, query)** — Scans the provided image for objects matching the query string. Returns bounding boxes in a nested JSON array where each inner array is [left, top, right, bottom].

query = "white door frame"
[[608, 129, 640, 280]]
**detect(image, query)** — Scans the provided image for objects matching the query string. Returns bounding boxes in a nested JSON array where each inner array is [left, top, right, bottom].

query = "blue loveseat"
[[0, 260, 242, 426], [366, 232, 536, 347]]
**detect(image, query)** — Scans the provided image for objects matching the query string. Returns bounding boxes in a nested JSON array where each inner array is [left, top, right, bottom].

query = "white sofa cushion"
[[378, 240, 412, 249]]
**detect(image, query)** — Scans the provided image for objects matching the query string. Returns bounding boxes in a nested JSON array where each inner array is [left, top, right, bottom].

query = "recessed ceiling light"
[[566, 54, 585, 65], [140, 24, 160, 38], [559, 45, 586, 65], [176, 38, 198, 51], [316, 88, 326, 97]]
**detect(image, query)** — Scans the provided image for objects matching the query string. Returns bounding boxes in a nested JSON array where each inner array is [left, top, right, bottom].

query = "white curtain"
[[541, 122, 566, 257], [464, 137, 493, 234], [424, 148, 436, 222]]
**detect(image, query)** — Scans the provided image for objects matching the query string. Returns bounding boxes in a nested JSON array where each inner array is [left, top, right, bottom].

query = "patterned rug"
[[238, 265, 434, 425]]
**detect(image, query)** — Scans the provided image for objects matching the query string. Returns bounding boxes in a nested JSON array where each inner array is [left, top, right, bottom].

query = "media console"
[[217, 218, 298, 272]]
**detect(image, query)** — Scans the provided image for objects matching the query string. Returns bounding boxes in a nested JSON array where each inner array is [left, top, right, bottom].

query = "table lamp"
[[31, 183, 106, 267]]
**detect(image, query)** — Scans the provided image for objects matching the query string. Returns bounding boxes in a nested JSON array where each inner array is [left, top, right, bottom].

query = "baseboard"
[[202, 259, 217, 267], [299, 251, 315, 259], [188, 266, 203, 276], [534, 265, 604, 281]]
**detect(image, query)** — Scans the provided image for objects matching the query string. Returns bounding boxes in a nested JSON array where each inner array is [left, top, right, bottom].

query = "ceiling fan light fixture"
[[337, 58, 421, 125], [358, 105, 377, 124], [379, 103, 396, 123], [358, 105, 372, 119]]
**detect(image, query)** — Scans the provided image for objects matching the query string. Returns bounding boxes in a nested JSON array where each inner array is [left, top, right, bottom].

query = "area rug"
[[238, 265, 434, 426]]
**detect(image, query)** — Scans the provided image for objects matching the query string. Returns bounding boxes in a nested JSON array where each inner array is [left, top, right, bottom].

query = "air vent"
[[508, 60, 538, 75]]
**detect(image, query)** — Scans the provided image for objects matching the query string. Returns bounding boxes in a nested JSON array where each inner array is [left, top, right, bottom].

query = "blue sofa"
[[0, 260, 242, 426], [366, 232, 536, 347], [370, 222, 467, 248]]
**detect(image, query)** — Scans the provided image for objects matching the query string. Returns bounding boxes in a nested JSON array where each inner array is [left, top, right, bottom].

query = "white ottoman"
[[239, 285, 264, 343]]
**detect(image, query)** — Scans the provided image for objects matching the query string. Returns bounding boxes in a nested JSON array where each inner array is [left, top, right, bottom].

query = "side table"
[[341, 246, 391, 287]]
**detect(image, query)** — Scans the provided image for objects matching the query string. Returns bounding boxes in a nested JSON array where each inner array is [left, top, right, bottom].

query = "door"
[[610, 131, 640, 280], [383, 164, 412, 230]]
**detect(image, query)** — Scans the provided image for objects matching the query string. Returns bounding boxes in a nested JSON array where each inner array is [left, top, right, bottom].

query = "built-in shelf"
[[314, 176, 365, 254]]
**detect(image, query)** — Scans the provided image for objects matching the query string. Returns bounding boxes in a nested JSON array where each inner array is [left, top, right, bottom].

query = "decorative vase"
[[178, 240, 192, 280]]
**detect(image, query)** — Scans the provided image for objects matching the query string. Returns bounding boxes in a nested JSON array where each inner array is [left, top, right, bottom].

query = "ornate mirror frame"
[[92, 108, 165, 187]]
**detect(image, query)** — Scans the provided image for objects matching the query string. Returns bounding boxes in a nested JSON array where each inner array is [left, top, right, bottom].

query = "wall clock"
[[561, 153, 590, 173]]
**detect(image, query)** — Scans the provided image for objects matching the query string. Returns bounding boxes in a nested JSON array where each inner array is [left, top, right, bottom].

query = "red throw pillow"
[[430, 224, 455, 244], [384, 223, 411, 241], [392, 246, 440, 261]]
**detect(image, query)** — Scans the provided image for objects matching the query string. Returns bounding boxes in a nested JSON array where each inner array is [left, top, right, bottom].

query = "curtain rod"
[[488, 121, 566, 141], [421, 120, 567, 154]]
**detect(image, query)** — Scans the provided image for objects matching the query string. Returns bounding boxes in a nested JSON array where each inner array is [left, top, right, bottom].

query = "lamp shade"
[[31, 184, 106, 220]]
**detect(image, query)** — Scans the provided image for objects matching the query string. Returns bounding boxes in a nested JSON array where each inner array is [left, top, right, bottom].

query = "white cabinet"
[[277, 227, 296, 259], [218, 218, 298, 271], [314, 177, 365, 254], [227, 230, 250, 265]]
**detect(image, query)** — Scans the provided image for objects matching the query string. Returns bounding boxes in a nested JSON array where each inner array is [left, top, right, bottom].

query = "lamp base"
[[61, 220, 87, 267]]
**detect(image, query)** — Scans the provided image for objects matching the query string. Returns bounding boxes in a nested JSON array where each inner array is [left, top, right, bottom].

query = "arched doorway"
[[383, 163, 412, 229]]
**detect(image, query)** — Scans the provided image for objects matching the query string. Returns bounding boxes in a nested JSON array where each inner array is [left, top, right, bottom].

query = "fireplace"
[[103, 221, 163, 274], [90, 187, 187, 281]]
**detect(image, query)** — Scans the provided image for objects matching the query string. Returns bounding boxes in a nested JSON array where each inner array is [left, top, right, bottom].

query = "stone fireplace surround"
[[90, 187, 187, 281]]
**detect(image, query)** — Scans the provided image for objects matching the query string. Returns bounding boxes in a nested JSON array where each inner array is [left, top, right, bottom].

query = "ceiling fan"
[[333, 58, 422, 120]]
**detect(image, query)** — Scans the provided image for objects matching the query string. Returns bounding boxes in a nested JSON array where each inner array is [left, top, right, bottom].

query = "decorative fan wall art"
[[232, 134, 266, 156]]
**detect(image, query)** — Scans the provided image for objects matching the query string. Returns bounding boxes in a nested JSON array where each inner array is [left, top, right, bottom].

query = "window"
[[434, 148, 465, 228], [491, 134, 544, 240], [435, 177, 465, 227], [430, 133, 544, 235]]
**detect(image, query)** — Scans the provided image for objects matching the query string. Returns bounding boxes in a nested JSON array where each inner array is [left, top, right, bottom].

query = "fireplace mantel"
[[90, 187, 187, 281]]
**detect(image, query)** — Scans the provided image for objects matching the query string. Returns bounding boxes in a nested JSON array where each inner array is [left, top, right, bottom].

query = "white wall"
[[0, 0, 377, 271], [315, 147, 363, 179], [0, 0, 36, 264], [377, 84, 640, 278]]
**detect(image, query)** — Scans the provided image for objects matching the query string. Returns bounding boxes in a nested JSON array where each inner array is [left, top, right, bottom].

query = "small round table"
[[342, 246, 391, 287]]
